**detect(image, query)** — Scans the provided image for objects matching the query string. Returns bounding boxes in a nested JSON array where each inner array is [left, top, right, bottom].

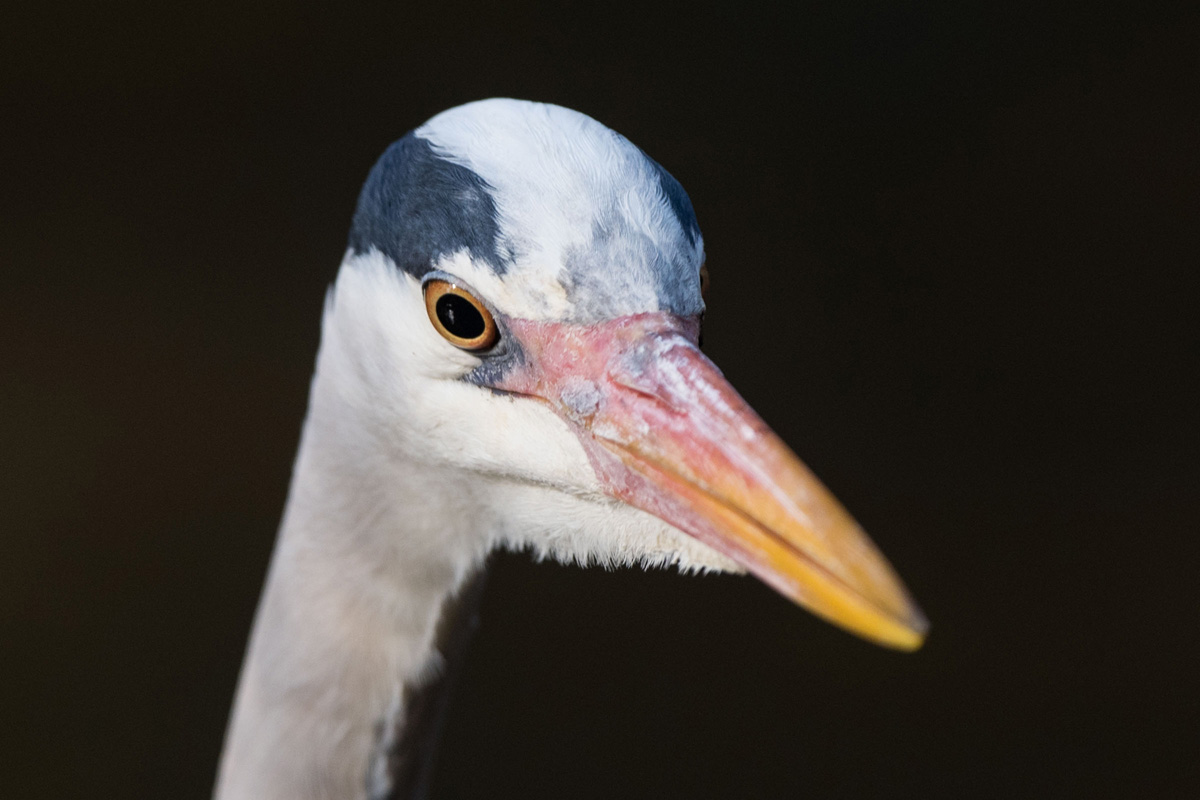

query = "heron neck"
[[214, 353, 486, 800]]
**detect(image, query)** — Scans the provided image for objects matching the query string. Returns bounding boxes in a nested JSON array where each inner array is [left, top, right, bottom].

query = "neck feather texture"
[[214, 348, 488, 800]]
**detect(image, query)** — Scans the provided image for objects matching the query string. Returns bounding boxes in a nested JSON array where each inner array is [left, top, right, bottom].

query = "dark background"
[[3, 1, 1197, 797]]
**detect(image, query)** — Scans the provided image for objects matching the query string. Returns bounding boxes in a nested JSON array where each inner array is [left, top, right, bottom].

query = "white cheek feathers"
[[484, 479, 742, 575]]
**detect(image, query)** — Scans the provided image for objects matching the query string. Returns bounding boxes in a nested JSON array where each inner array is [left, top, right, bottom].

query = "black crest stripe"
[[349, 133, 509, 277]]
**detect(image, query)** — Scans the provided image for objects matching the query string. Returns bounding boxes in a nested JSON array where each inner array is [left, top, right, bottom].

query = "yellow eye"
[[699, 264, 710, 298], [423, 280, 499, 351]]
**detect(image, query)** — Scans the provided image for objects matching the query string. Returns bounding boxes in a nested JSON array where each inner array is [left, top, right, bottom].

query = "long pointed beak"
[[497, 312, 928, 650]]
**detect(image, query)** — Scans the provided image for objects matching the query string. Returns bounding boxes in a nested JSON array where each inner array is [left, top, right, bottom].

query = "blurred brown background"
[[2, 1, 1197, 797]]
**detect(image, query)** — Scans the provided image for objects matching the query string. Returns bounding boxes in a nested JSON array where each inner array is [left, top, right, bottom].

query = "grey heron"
[[215, 98, 928, 800]]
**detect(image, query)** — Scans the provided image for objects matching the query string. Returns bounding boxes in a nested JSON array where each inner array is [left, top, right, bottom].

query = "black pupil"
[[436, 294, 486, 340]]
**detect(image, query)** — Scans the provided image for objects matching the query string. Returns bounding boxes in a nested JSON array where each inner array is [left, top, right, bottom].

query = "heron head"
[[324, 99, 927, 650]]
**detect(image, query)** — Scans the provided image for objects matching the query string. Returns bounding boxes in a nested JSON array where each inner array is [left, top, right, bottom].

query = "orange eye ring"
[[423, 279, 499, 351]]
